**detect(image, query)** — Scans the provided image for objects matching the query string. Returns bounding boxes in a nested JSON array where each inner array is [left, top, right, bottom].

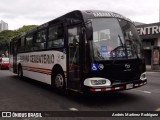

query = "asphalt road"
[[0, 70, 160, 120]]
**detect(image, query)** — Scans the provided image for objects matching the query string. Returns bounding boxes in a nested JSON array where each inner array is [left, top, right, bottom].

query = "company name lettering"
[[20, 54, 54, 64], [93, 12, 131, 22], [137, 26, 160, 35]]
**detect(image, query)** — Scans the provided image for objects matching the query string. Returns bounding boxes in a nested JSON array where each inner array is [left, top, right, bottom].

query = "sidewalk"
[[146, 65, 160, 72]]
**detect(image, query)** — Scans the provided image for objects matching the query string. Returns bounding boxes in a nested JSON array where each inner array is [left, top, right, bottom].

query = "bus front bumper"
[[85, 79, 147, 92]]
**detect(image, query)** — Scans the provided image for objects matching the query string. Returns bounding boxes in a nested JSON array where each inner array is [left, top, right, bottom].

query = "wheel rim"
[[55, 74, 64, 88]]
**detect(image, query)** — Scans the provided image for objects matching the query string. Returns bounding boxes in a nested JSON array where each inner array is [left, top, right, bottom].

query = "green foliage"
[[0, 30, 16, 53], [0, 25, 38, 54], [16, 25, 38, 35]]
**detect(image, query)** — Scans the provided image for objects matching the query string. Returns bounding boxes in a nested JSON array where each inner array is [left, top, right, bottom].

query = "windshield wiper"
[[118, 35, 127, 58], [126, 39, 139, 59], [118, 35, 124, 48], [96, 50, 105, 60], [132, 44, 139, 59], [111, 35, 126, 64]]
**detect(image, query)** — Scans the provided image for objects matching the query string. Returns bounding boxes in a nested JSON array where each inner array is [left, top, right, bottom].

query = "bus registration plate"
[[126, 83, 133, 89]]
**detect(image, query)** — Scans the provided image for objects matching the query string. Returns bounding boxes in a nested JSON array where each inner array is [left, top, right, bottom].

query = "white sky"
[[0, 0, 159, 30]]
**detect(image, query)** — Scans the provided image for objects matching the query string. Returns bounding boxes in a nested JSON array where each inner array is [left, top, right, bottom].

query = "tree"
[[16, 25, 38, 35], [0, 30, 16, 56], [0, 25, 38, 56]]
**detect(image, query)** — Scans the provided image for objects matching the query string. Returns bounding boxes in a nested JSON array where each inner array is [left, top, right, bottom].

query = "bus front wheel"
[[52, 71, 66, 92]]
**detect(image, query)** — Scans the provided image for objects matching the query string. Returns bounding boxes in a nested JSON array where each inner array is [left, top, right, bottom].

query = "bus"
[[9, 10, 147, 93]]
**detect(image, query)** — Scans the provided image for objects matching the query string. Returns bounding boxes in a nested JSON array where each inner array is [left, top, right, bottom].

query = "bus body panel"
[[17, 50, 66, 85]]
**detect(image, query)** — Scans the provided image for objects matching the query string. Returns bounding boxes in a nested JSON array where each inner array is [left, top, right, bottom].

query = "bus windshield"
[[92, 18, 142, 61]]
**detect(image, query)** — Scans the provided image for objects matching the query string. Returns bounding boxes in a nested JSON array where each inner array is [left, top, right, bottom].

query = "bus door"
[[13, 41, 18, 73], [67, 26, 82, 90]]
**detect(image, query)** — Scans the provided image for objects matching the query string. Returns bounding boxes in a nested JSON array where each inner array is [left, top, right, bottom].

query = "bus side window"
[[48, 24, 64, 48], [68, 27, 80, 46], [34, 29, 47, 50], [25, 35, 34, 51], [68, 27, 80, 65], [18, 37, 25, 52]]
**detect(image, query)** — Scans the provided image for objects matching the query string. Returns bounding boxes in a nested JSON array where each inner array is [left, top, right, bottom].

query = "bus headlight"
[[91, 79, 106, 85], [140, 72, 147, 81]]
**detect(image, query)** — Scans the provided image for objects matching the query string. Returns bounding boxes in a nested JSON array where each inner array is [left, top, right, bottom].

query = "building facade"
[[136, 22, 160, 70], [0, 20, 8, 31]]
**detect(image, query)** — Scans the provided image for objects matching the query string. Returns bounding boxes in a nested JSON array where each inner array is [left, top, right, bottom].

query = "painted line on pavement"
[[146, 72, 157, 73], [132, 89, 151, 94], [155, 108, 160, 111]]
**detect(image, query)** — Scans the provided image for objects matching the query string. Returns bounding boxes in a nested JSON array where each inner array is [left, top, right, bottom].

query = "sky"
[[0, 0, 159, 30]]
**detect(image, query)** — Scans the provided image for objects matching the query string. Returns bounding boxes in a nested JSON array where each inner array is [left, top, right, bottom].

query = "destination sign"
[[93, 12, 131, 22]]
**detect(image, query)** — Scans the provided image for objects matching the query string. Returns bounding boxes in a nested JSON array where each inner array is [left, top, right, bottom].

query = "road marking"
[[155, 108, 160, 111], [132, 89, 151, 94], [69, 108, 79, 111], [146, 72, 157, 74]]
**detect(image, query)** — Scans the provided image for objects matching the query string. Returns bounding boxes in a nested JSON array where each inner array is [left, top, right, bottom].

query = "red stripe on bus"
[[111, 88, 115, 91]]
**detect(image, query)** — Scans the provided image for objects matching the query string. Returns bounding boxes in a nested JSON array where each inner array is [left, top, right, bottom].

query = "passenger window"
[[18, 37, 25, 52], [34, 30, 47, 50], [48, 24, 64, 48], [25, 35, 33, 51]]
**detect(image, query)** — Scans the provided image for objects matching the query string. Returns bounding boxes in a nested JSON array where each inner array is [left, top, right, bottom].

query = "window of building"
[[34, 30, 47, 50], [48, 24, 64, 48]]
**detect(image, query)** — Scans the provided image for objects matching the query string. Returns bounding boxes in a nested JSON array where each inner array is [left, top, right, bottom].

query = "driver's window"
[[68, 27, 79, 46], [68, 26, 80, 68]]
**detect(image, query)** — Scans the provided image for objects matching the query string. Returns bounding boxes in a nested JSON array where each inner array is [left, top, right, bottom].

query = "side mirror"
[[85, 21, 93, 40]]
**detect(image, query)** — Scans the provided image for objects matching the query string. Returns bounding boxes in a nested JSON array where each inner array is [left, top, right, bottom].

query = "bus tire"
[[18, 65, 23, 78], [52, 71, 66, 92]]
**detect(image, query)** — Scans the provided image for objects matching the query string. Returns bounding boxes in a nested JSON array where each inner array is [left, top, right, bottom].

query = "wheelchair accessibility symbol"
[[91, 63, 98, 71]]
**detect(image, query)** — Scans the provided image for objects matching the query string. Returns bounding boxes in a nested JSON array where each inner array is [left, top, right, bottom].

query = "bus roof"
[[11, 10, 133, 41], [27, 10, 133, 32], [47, 10, 132, 25]]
